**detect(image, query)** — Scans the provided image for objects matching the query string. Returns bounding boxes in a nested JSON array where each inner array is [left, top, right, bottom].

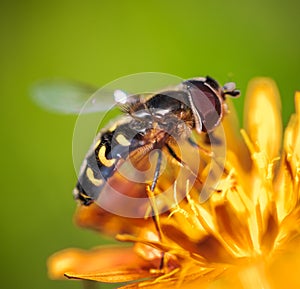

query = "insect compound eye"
[[184, 78, 223, 133]]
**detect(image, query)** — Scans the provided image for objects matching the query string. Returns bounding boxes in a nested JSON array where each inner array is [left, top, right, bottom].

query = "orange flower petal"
[[293, 91, 300, 160], [74, 202, 148, 236], [244, 78, 282, 160], [48, 246, 150, 279], [283, 91, 300, 171], [65, 267, 158, 283], [221, 99, 252, 172], [118, 265, 227, 289], [275, 92, 300, 220]]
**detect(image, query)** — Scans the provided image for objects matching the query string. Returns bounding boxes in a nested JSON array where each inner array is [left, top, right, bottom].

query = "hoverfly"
[[32, 73, 239, 234]]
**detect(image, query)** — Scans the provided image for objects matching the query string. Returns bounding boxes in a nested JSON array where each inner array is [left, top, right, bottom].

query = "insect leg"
[[147, 149, 165, 270], [150, 149, 163, 192], [165, 142, 203, 184]]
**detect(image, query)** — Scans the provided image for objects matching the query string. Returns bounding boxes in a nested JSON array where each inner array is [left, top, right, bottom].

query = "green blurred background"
[[0, 0, 299, 288]]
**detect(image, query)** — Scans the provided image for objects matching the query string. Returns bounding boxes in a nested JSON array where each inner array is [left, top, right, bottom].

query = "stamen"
[[141, 268, 180, 287], [240, 129, 257, 155], [267, 157, 280, 181]]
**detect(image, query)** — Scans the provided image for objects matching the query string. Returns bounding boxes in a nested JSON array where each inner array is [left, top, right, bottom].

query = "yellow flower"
[[48, 78, 300, 288]]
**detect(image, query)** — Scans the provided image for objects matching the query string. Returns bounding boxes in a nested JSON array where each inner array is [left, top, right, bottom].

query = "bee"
[[32, 74, 239, 233]]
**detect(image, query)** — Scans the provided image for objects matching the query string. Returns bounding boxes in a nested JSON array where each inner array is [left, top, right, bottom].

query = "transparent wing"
[[31, 79, 121, 114]]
